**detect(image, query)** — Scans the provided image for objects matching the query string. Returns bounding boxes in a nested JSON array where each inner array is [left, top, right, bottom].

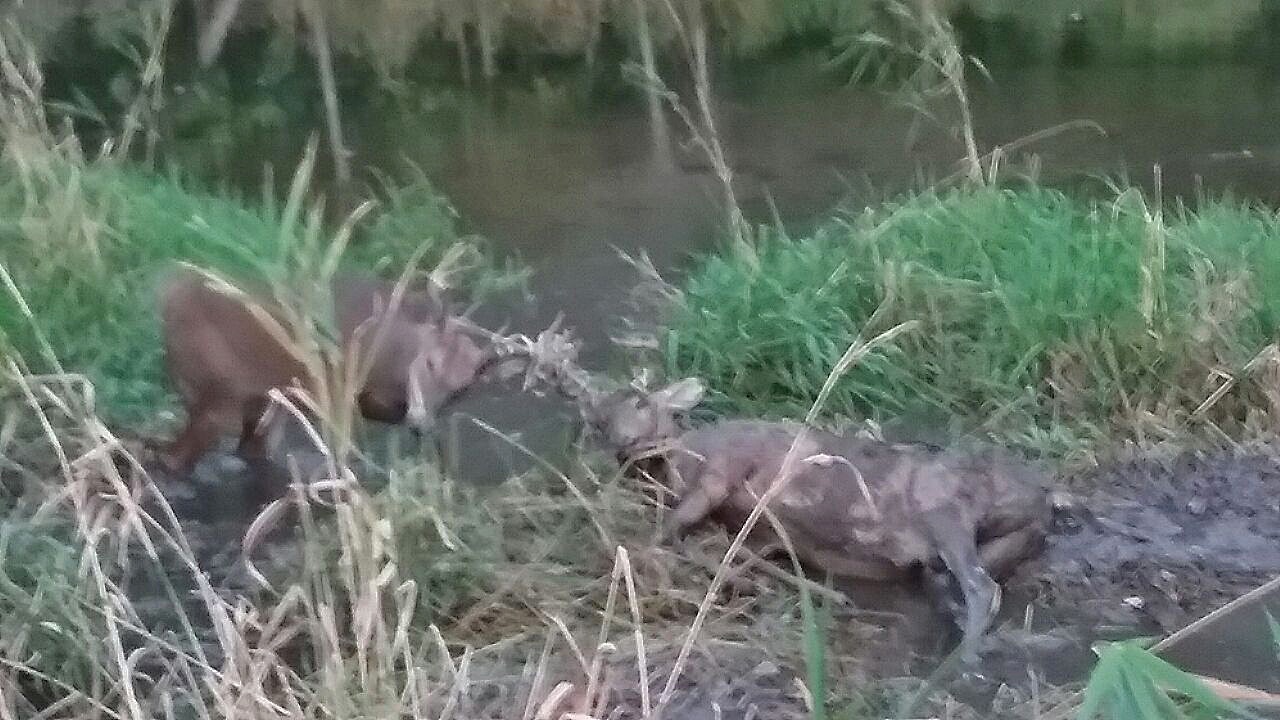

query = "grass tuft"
[[1076, 640, 1249, 720], [663, 183, 1280, 461]]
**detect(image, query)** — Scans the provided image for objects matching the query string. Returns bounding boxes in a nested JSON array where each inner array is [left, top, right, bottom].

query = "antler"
[[462, 315, 619, 415]]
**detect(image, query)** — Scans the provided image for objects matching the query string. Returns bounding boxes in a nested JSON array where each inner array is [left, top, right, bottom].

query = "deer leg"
[[978, 523, 1047, 581], [236, 396, 273, 461], [659, 485, 718, 543], [659, 463, 731, 543], [162, 397, 239, 477], [923, 510, 1000, 665]]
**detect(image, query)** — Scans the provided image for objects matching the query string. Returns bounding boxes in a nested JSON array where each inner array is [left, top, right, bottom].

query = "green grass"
[[0, 513, 98, 703], [0, 159, 518, 427], [1077, 640, 1249, 719], [662, 183, 1280, 461]]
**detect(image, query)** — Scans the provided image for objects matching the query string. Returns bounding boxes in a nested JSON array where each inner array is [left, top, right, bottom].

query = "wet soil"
[[999, 450, 1280, 691], [122, 435, 1280, 715], [1030, 452, 1280, 627]]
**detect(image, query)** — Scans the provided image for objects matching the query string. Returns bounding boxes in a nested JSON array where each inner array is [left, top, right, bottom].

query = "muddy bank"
[[119, 434, 1280, 714], [1029, 452, 1280, 632], [999, 450, 1280, 690]]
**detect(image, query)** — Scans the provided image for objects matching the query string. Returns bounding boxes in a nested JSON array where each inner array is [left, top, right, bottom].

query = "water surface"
[[359, 62, 1280, 361]]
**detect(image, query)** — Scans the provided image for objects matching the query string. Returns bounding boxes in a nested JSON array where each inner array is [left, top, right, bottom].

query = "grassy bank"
[[662, 183, 1280, 463]]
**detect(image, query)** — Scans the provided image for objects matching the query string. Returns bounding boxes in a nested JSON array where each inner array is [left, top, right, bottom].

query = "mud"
[[1031, 452, 1280, 627], [1039, 448, 1280, 609], [993, 450, 1280, 691], [115, 437, 1280, 713]]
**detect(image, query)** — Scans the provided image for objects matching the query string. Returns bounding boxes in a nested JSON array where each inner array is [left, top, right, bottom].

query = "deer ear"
[[650, 378, 705, 412]]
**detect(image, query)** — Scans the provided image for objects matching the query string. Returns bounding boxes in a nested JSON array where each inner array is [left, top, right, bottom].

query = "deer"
[[157, 267, 494, 479], [495, 321, 1052, 662]]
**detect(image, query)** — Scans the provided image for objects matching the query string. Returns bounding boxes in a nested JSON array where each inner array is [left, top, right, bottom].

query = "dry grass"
[[0, 19, 830, 717], [0, 334, 847, 718], [0, 93, 840, 712]]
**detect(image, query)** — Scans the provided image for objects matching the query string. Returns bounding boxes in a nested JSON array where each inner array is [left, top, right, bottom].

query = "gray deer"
[[497, 322, 1052, 661]]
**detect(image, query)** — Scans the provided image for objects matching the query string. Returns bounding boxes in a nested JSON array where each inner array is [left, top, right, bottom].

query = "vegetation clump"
[[665, 183, 1280, 461]]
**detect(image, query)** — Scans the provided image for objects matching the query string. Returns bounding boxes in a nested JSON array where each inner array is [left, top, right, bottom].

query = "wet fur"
[[659, 420, 1049, 582]]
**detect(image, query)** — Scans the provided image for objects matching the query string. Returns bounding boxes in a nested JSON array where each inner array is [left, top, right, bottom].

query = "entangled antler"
[[461, 315, 622, 420]]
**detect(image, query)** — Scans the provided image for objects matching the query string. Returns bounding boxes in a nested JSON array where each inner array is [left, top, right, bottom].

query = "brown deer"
[[158, 268, 492, 476], [499, 325, 1051, 662]]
